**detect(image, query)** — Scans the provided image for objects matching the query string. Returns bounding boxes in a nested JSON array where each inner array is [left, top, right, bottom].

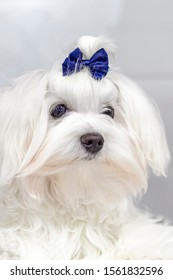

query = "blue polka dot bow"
[[62, 47, 109, 80]]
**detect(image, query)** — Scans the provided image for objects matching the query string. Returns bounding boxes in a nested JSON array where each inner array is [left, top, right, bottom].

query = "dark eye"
[[50, 104, 68, 118], [102, 106, 114, 118]]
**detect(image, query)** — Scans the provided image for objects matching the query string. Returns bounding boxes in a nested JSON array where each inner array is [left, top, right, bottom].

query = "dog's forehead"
[[50, 71, 118, 111]]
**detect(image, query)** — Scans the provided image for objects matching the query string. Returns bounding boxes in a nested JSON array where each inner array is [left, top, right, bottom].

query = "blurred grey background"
[[0, 0, 172, 219]]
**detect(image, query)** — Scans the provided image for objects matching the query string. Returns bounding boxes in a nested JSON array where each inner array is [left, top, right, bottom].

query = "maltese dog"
[[0, 36, 173, 259]]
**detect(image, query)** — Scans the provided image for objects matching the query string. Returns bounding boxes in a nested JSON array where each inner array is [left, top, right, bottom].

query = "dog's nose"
[[80, 133, 104, 154]]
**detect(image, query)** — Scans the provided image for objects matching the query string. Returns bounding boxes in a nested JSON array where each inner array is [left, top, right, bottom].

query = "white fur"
[[0, 36, 172, 259]]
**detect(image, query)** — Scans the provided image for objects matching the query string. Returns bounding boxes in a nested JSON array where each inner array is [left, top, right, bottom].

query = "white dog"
[[0, 36, 172, 259]]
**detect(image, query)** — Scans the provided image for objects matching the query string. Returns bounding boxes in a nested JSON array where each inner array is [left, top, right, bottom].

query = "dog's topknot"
[[75, 35, 117, 59]]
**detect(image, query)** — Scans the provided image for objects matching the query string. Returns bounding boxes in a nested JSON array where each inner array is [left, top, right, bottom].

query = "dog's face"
[[47, 71, 118, 162], [40, 71, 145, 188], [0, 36, 170, 203], [45, 72, 127, 163]]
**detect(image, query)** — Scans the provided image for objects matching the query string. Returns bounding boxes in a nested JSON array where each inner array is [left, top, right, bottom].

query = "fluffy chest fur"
[[0, 169, 173, 260]]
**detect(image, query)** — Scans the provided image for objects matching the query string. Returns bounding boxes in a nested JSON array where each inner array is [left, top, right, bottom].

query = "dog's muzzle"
[[80, 133, 104, 154]]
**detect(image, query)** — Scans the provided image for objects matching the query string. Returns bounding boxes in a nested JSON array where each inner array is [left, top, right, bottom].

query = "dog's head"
[[0, 36, 170, 201]]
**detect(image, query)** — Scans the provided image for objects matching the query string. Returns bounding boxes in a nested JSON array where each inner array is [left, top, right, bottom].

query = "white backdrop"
[[0, 0, 172, 220]]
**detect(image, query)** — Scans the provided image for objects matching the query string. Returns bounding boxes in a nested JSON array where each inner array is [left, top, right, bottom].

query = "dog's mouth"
[[82, 155, 97, 161], [81, 150, 102, 161]]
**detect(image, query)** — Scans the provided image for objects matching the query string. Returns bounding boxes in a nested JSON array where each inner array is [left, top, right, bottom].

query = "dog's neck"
[[14, 162, 139, 222]]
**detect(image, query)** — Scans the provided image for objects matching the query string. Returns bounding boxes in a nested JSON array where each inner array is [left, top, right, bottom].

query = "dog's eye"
[[102, 106, 114, 118], [50, 104, 68, 118]]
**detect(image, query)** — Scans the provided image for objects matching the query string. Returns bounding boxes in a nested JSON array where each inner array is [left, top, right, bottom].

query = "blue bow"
[[62, 47, 109, 80]]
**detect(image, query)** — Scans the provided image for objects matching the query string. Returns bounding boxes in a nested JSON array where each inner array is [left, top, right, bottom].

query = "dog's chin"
[[34, 152, 102, 176], [37, 152, 146, 187], [17, 146, 147, 210]]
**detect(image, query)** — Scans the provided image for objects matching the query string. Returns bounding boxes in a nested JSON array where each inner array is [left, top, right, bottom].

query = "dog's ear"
[[0, 71, 48, 185], [113, 73, 170, 176]]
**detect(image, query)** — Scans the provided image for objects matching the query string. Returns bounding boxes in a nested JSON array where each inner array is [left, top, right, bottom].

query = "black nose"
[[80, 133, 104, 154]]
